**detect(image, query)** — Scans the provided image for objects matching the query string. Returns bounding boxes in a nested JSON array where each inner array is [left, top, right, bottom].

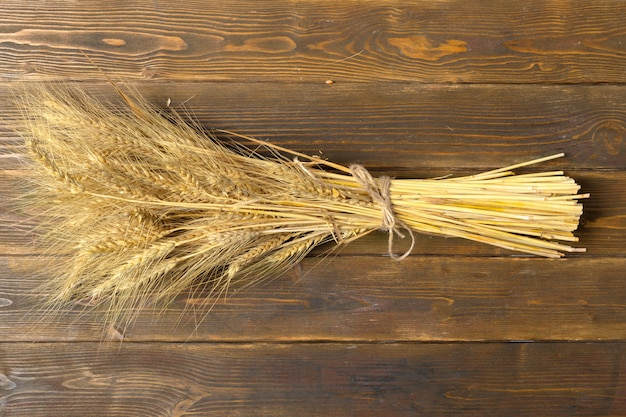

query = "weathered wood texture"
[[1, 0, 625, 416], [1, 83, 625, 170], [1, 342, 626, 417], [1, 256, 626, 343], [0, 0, 625, 83]]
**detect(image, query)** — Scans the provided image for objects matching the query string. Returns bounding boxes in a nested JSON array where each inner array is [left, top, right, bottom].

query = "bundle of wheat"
[[17, 83, 587, 328]]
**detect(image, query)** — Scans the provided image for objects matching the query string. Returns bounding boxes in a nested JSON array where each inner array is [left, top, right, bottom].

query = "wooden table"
[[1, 1, 625, 415]]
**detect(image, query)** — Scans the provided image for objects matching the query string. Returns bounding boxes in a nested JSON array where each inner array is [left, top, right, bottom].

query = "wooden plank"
[[1, 256, 625, 342], [1, 169, 622, 257], [0, 1, 625, 83], [1, 342, 625, 416], [2, 82, 626, 170]]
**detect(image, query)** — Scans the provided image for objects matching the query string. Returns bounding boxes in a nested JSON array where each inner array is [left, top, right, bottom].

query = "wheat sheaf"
[[16, 82, 587, 329]]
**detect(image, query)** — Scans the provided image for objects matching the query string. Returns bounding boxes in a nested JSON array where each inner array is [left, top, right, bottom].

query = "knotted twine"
[[293, 157, 415, 259], [349, 164, 415, 260]]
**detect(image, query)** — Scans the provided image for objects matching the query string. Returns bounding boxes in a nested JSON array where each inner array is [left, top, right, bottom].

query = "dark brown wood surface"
[[2, 342, 625, 417], [1, 0, 625, 83], [1, 1, 625, 416]]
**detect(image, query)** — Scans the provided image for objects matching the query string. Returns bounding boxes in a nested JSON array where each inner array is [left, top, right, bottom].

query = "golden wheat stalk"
[[16, 83, 587, 328]]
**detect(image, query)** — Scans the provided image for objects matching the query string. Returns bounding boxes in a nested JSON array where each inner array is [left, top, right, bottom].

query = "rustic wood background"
[[1, 1, 625, 416]]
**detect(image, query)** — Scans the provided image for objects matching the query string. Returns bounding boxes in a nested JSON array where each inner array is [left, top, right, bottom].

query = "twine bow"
[[349, 165, 415, 260]]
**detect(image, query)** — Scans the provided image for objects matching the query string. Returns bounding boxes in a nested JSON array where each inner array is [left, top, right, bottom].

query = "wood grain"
[[1, 83, 625, 170], [0, 1, 625, 83], [1, 1, 625, 416], [1, 342, 625, 417], [1, 256, 624, 343]]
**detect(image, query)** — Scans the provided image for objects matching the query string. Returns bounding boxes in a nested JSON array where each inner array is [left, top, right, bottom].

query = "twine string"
[[349, 164, 415, 260]]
